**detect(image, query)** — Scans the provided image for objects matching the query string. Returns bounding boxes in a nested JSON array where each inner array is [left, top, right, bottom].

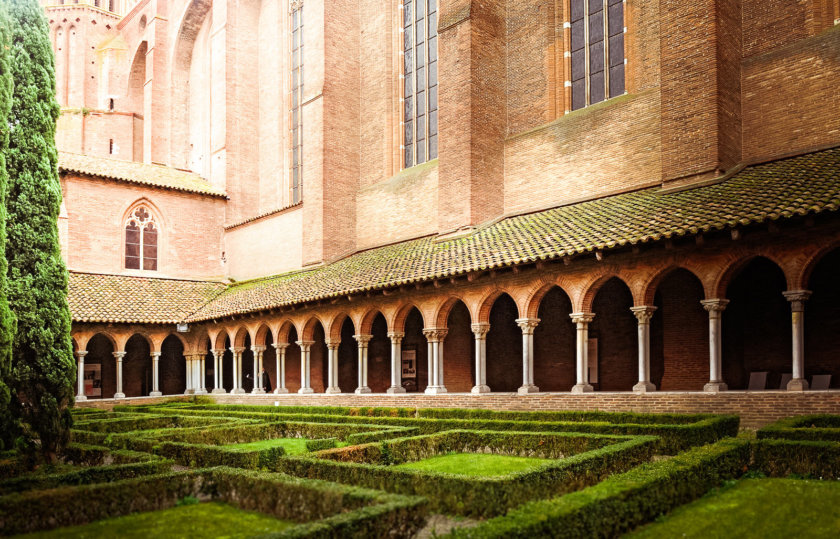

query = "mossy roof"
[[59, 151, 227, 197], [67, 147, 840, 324]]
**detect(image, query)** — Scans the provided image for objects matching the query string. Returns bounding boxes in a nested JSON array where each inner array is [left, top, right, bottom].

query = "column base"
[[787, 378, 809, 391], [517, 384, 540, 395], [571, 383, 594, 394], [424, 386, 448, 395], [114, 393, 126, 399], [194, 389, 208, 395], [632, 381, 656, 393], [386, 386, 406, 394], [184, 389, 195, 395], [251, 388, 266, 394], [703, 381, 728, 393], [325, 387, 342, 394], [298, 387, 315, 394], [149, 391, 163, 397], [76, 395, 88, 402], [274, 388, 289, 394], [232, 388, 246, 394], [471, 385, 491, 394], [355, 386, 372, 394], [211, 388, 227, 394]]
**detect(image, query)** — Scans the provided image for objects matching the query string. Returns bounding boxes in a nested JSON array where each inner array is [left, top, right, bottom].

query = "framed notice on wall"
[[401, 349, 417, 379], [84, 363, 102, 397], [587, 338, 599, 384]]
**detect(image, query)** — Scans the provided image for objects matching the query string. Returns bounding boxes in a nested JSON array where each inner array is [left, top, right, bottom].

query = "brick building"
[[45, 1, 840, 407]]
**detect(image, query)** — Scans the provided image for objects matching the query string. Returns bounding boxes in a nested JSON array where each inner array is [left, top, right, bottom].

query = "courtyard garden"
[[1, 402, 839, 537]]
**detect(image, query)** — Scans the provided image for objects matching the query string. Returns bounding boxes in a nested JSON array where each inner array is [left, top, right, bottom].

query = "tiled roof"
[[69, 272, 226, 324], [183, 147, 840, 321], [59, 152, 227, 198]]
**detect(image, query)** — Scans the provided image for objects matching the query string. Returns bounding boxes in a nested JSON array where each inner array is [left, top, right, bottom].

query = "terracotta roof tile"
[[186, 147, 840, 321], [59, 152, 227, 198], [69, 272, 226, 324]]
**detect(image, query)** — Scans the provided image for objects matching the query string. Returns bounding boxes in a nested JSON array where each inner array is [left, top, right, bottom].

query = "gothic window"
[[125, 206, 158, 271], [290, 3, 304, 204], [403, 0, 438, 168], [570, 0, 625, 111]]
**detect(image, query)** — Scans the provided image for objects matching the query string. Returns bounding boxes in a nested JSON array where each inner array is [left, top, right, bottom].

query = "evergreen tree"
[[5, 0, 74, 462], [0, 1, 18, 452]]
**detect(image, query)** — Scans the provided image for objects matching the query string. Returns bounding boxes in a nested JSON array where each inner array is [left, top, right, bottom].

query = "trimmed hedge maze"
[[2, 405, 838, 537]]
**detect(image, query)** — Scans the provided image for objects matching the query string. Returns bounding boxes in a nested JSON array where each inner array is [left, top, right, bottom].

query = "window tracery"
[[125, 206, 158, 271]]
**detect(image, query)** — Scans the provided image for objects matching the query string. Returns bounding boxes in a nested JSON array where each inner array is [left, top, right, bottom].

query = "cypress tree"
[[0, 1, 18, 451], [5, 0, 74, 462]]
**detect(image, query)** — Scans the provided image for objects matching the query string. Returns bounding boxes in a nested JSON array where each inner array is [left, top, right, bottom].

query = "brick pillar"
[[701, 299, 729, 392], [297, 340, 315, 394], [470, 323, 490, 394], [570, 313, 595, 393], [325, 340, 341, 394], [784, 291, 812, 391], [387, 332, 406, 394], [75, 351, 87, 401], [113, 351, 126, 399], [631, 306, 658, 393], [273, 343, 289, 394], [354, 334, 373, 394]]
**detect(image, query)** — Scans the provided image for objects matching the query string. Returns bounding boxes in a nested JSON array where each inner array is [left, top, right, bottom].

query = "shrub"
[[0, 460, 173, 495], [757, 415, 840, 442], [751, 438, 840, 479], [305, 438, 338, 452]]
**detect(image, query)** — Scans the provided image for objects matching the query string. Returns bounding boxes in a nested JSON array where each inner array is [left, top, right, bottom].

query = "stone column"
[[325, 340, 341, 393], [515, 318, 540, 394], [296, 340, 315, 394], [631, 306, 658, 393], [194, 353, 207, 395], [252, 345, 266, 394], [570, 313, 595, 393], [387, 332, 406, 394], [273, 343, 289, 394], [470, 323, 490, 394], [784, 290, 812, 391], [198, 353, 208, 394], [701, 299, 729, 392], [211, 349, 226, 394], [354, 334, 373, 394], [149, 352, 162, 397], [113, 351, 126, 399], [230, 347, 246, 394], [184, 354, 193, 394], [423, 329, 448, 394], [75, 350, 88, 401]]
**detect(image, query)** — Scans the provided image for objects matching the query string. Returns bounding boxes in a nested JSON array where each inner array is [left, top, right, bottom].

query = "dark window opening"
[[570, 0, 624, 111], [403, 0, 438, 168]]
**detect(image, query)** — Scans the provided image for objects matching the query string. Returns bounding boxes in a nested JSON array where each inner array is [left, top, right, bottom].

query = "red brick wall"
[[338, 319, 359, 392], [443, 301, 474, 392], [486, 294, 522, 392], [534, 287, 576, 392], [369, 315, 391, 393], [805, 247, 840, 388], [591, 278, 636, 391]]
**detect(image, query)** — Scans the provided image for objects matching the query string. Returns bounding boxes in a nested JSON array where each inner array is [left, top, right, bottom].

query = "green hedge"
[[446, 438, 751, 537], [0, 460, 173, 495], [751, 438, 840, 479], [277, 435, 657, 517], [73, 414, 229, 433], [757, 415, 840, 442], [154, 441, 286, 470], [305, 438, 338, 452], [417, 408, 712, 425]]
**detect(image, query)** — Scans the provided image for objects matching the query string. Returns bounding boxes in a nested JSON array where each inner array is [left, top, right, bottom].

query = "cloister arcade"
[[71, 240, 840, 400]]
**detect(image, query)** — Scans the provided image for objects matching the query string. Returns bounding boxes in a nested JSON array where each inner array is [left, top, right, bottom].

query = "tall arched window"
[[402, 0, 438, 168], [125, 206, 158, 271], [570, 0, 625, 111]]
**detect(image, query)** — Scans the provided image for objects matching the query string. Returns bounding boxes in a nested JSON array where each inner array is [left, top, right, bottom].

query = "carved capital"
[[353, 334, 373, 346], [229, 346, 246, 354], [422, 328, 448, 342], [515, 318, 540, 334], [112, 351, 127, 360], [75, 350, 88, 359], [272, 343, 290, 351], [151, 351, 162, 360], [324, 339, 340, 350], [251, 345, 266, 353], [387, 331, 405, 343], [570, 312, 595, 325], [470, 323, 490, 338], [630, 306, 657, 323], [289, 0, 304, 13], [783, 290, 812, 311], [701, 299, 729, 313], [295, 340, 315, 351]]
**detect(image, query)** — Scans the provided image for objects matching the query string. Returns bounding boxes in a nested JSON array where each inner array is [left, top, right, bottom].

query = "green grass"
[[393, 452, 554, 476], [223, 437, 311, 454], [21, 502, 295, 538], [629, 478, 840, 538]]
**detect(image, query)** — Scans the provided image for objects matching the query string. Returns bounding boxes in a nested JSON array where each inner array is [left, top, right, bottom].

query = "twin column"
[[422, 329, 448, 394]]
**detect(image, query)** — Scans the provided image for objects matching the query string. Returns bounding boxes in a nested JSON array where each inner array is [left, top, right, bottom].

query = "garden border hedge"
[[757, 415, 840, 442]]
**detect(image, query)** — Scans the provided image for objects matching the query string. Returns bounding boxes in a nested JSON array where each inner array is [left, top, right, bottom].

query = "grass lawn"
[[22, 502, 295, 538], [629, 478, 840, 538], [393, 452, 554, 476], [223, 437, 311, 454]]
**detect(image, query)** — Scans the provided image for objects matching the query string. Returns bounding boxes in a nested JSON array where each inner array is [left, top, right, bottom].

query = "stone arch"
[[273, 319, 297, 344], [232, 326, 250, 348], [477, 287, 518, 324], [641, 265, 710, 306], [359, 308, 388, 335], [254, 323, 273, 347], [579, 272, 634, 313], [713, 253, 793, 299], [85, 331, 117, 351], [327, 312, 352, 342], [211, 327, 229, 351], [391, 303, 425, 333], [301, 315, 327, 342], [432, 296, 471, 329], [524, 278, 575, 319]]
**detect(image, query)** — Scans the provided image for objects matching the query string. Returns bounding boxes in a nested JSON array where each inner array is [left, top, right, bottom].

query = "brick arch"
[[85, 331, 117, 351], [713, 253, 793, 298], [300, 316, 326, 341], [797, 241, 840, 290], [232, 326, 250, 348], [641, 265, 710, 306], [359, 308, 387, 335], [126, 40, 147, 116], [211, 327, 230, 351], [476, 287, 519, 324], [254, 323, 273, 347], [524, 278, 575, 319], [327, 312, 354, 342], [273, 319, 297, 344], [579, 272, 633, 313], [390, 303, 425, 333], [432, 296, 472, 328]]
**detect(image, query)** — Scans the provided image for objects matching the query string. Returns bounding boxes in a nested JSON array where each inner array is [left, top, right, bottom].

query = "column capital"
[[353, 334, 373, 345], [783, 290, 812, 304], [325, 339, 340, 349], [296, 340, 315, 350], [630, 305, 657, 323], [701, 299, 730, 313], [211, 348, 225, 356], [470, 322, 490, 338], [251, 345, 266, 353], [515, 318, 540, 334], [570, 312, 595, 324], [229, 346, 246, 354], [75, 350, 88, 359], [273, 342, 290, 351], [423, 328, 448, 341], [387, 331, 405, 342], [151, 351, 162, 359], [112, 351, 127, 360]]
